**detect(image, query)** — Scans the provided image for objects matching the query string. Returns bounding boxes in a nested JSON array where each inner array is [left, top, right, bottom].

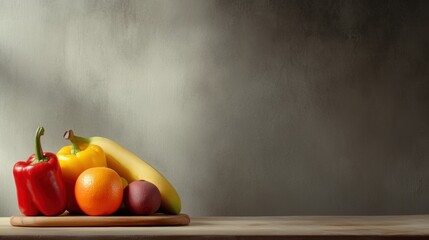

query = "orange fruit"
[[75, 167, 123, 216]]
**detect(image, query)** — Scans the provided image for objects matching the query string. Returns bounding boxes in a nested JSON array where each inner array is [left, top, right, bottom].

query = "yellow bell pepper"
[[57, 130, 107, 213]]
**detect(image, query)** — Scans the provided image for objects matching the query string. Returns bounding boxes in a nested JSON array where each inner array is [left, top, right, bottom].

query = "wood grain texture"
[[3, 215, 429, 239], [10, 214, 190, 227]]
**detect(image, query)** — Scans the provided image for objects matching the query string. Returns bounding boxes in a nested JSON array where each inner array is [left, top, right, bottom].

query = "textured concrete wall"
[[0, 0, 428, 216]]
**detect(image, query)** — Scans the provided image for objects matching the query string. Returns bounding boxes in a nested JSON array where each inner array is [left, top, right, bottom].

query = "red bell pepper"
[[13, 127, 67, 216]]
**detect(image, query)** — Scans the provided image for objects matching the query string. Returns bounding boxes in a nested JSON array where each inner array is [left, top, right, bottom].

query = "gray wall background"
[[0, 0, 428, 216]]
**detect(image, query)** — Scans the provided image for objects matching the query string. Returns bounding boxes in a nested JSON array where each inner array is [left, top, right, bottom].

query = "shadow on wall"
[[195, 0, 429, 215], [0, 0, 429, 216]]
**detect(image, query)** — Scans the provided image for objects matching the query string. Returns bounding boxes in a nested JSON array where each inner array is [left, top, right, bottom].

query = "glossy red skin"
[[124, 180, 161, 215], [13, 153, 67, 216]]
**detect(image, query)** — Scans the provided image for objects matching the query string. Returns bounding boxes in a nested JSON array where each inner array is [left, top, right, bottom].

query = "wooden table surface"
[[2, 215, 429, 239]]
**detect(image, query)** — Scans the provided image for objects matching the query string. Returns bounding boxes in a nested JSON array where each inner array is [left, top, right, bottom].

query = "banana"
[[65, 130, 181, 215]]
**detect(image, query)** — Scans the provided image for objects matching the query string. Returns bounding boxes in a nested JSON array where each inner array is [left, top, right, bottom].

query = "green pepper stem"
[[64, 130, 81, 154], [34, 127, 48, 163], [64, 130, 89, 154]]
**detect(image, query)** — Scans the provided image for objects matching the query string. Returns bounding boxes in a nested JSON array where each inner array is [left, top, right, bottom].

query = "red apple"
[[123, 180, 161, 215]]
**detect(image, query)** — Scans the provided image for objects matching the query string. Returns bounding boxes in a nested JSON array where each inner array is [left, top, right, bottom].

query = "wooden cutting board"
[[10, 213, 190, 227]]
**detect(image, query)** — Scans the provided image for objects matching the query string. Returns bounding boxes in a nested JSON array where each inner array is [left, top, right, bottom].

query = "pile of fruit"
[[12, 127, 181, 216]]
